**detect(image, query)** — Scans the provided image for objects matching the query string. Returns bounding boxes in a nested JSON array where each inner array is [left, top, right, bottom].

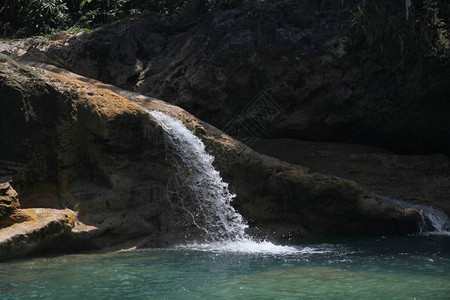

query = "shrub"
[[26, 0, 70, 34], [349, 0, 449, 64], [0, 0, 189, 37]]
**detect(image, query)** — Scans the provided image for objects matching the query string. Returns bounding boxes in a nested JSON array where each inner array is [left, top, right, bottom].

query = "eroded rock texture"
[[0, 181, 95, 260], [252, 138, 450, 217], [1, 208, 81, 260], [1, 54, 189, 251], [0, 54, 426, 259], [0, 182, 20, 219], [37, 0, 450, 155]]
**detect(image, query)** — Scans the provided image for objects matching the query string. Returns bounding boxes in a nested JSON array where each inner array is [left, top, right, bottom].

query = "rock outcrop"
[[0, 53, 177, 253], [28, 0, 450, 155], [0, 181, 95, 260], [1, 208, 77, 260], [0, 182, 20, 219], [252, 138, 450, 216], [0, 54, 427, 259]]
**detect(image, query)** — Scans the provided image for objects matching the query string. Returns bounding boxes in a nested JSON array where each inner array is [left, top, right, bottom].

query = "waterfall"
[[148, 110, 298, 253], [148, 110, 247, 241], [377, 195, 450, 235]]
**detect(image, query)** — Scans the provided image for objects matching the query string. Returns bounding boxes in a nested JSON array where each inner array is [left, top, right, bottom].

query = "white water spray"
[[377, 195, 450, 236], [148, 110, 298, 253]]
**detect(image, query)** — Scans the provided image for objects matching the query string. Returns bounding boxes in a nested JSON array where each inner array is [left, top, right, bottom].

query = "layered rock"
[[0, 53, 176, 252], [1, 208, 76, 260], [252, 138, 450, 216], [140, 100, 424, 238], [27, 0, 450, 155], [0, 54, 426, 260], [25, 60, 426, 238], [0, 181, 96, 260], [0, 182, 20, 220]]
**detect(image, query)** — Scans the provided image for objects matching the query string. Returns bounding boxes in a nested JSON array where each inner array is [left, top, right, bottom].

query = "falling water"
[[148, 110, 247, 241], [377, 195, 450, 235], [148, 110, 298, 253]]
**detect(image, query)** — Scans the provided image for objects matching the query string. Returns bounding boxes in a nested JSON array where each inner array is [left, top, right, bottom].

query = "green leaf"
[[80, 0, 93, 9]]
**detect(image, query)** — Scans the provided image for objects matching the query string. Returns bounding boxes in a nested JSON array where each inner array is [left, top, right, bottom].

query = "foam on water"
[[175, 240, 301, 254], [148, 110, 297, 254]]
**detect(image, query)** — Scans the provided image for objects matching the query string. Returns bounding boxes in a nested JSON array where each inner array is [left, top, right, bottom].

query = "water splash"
[[176, 240, 300, 255], [148, 110, 300, 253], [377, 195, 450, 236]]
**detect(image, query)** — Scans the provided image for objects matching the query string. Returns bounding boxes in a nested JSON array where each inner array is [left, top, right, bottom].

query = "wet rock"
[[0, 55, 426, 260], [0, 54, 184, 253], [120, 79, 424, 239]]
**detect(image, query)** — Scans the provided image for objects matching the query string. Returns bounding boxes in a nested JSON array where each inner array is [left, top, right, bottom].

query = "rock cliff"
[[32, 0, 450, 155], [0, 54, 427, 259]]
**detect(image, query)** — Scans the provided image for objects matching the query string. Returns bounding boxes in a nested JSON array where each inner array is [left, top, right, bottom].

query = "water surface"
[[1, 235, 449, 299]]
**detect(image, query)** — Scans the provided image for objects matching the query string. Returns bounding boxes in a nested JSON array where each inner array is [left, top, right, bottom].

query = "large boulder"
[[0, 54, 425, 260], [0, 181, 96, 260], [0, 208, 92, 260]]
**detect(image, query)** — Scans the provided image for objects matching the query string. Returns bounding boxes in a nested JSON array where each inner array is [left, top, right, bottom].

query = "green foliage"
[[0, 0, 30, 36], [76, 0, 188, 21], [0, 0, 189, 37], [26, 0, 70, 34], [66, 25, 92, 35], [347, 0, 450, 97], [349, 0, 449, 65], [76, 0, 133, 26], [144, 0, 188, 15], [422, 0, 450, 58], [0, 0, 72, 36], [79, 0, 93, 9]]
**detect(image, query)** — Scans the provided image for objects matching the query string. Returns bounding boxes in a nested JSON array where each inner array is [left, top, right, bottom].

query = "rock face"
[[144, 102, 424, 238], [0, 182, 20, 219], [0, 54, 426, 259], [0, 54, 178, 252], [252, 139, 450, 216], [47, 62, 423, 237], [37, 0, 450, 155]]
